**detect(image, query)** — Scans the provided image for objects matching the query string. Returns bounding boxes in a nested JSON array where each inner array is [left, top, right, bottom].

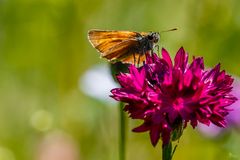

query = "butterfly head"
[[147, 32, 160, 43]]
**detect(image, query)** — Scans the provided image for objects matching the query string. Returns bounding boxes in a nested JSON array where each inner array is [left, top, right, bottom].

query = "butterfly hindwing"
[[103, 39, 138, 59]]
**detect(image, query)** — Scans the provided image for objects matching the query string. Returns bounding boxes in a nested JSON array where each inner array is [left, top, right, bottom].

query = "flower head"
[[111, 47, 237, 146]]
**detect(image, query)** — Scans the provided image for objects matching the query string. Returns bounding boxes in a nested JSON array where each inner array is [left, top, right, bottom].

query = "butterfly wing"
[[88, 30, 148, 64], [88, 30, 140, 61], [103, 39, 146, 64], [120, 53, 146, 64]]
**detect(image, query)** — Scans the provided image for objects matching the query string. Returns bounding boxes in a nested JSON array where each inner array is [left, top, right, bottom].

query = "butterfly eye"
[[148, 35, 153, 40]]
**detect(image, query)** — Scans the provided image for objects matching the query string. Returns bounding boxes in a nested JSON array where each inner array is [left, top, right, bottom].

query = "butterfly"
[[88, 29, 177, 65], [88, 30, 159, 65]]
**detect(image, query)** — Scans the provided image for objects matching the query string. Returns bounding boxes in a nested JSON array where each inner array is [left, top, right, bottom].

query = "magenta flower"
[[111, 47, 237, 146], [198, 78, 240, 137]]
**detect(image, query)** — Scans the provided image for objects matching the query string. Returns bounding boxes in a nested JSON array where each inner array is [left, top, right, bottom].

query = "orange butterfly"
[[88, 29, 177, 65]]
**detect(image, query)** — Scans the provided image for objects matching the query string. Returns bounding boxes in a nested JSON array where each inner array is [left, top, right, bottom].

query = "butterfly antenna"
[[160, 28, 178, 33]]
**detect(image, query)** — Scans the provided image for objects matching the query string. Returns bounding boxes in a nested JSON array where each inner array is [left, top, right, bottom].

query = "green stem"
[[119, 102, 126, 160], [162, 142, 172, 160]]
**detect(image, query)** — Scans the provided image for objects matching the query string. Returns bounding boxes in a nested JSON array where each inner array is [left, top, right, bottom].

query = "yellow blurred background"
[[0, 0, 240, 159]]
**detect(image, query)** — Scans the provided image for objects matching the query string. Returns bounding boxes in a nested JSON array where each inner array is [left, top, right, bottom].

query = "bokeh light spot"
[[0, 147, 15, 160], [30, 110, 53, 132]]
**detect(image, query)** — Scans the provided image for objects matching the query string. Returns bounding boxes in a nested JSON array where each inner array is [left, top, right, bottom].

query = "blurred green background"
[[0, 0, 240, 160]]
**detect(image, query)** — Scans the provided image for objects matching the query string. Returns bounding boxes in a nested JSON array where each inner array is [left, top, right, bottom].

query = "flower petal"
[[162, 48, 173, 68], [174, 47, 188, 72]]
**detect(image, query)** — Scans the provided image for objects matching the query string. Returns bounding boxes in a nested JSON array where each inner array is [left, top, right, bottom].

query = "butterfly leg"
[[133, 52, 136, 66], [137, 54, 141, 67], [155, 44, 160, 56]]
